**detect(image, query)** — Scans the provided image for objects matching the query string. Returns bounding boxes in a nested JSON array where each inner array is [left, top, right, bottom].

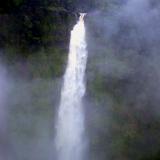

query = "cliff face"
[[0, 1, 76, 55], [0, 0, 104, 56], [0, 0, 115, 78], [0, 0, 106, 78]]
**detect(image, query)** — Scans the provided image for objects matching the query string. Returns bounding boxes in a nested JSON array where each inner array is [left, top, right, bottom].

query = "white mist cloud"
[[0, 65, 10, 159]]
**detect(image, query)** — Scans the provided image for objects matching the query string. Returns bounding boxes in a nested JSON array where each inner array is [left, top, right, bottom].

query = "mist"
[[87, 0, 160, 109], [8, 78, 62, 160], [85, 0, 160, 159], [1, 0, 160, 160], [0, 63, 10, 160], [0, 58, 62, 160]]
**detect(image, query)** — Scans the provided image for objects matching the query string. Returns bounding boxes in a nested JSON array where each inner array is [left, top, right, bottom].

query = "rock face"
[[0, 2, 65, 53], [0, 0, 107, 78], [0, 0, 98, 55]]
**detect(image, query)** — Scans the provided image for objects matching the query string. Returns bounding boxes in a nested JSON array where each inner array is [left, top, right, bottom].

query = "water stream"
[[55, 13, 88, 160]]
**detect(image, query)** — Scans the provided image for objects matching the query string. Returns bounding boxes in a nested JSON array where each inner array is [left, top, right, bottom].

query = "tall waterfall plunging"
[[55, 13, 88, 160]]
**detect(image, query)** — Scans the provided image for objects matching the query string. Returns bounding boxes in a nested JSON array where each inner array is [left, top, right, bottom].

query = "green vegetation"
[[1, 0, 160, 160]]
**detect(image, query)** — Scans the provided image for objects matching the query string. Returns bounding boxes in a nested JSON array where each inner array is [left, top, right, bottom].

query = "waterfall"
[[55, 13, 88, 160]]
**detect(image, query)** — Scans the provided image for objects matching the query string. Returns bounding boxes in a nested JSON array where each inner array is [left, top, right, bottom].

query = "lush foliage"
[[1, 0, 160, 160]]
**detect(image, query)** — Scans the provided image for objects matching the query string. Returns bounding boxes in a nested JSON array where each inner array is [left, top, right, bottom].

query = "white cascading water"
[[55, 13, 88, 160]]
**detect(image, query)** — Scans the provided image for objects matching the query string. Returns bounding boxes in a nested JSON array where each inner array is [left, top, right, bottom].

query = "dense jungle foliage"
[[0, 0, 118, 78], [0, 0, 160, 160]]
